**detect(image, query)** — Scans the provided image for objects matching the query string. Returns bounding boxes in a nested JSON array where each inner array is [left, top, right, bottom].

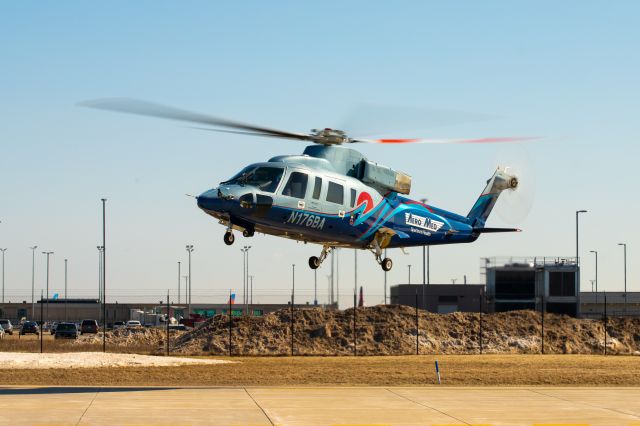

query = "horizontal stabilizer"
[[472, 227, 521, 233]]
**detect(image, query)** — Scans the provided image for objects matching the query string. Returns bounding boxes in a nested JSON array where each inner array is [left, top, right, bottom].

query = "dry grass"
[[0, 355, 639, 387], [0, 334, 156, 354]]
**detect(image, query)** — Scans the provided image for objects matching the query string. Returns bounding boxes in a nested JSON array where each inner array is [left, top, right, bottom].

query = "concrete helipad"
[[0, 386, 639, 425]]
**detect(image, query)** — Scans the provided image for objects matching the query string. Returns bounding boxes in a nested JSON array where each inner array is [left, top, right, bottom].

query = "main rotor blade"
[[80, 98, 311, 141], [352, 136, 539, 144]]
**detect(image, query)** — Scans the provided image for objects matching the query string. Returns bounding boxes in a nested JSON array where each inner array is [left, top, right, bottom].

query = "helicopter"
[[84, 99, 531, 272]]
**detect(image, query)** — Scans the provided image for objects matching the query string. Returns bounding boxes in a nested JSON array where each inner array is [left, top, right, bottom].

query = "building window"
[[549, 271, 576, 296], [495, 270, 536, 299]]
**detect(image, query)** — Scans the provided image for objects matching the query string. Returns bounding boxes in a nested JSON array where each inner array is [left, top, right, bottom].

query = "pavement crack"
[[385, 388, 471, 425], [244, 387, 275, 426], [527, 388, 640, 420], [76, 388, 100, 425]]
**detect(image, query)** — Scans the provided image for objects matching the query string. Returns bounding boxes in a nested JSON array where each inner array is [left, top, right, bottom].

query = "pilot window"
[[326, 181, 344, 205], [350, 188, 356, 208], [312, 177, 322, 200], [282, 172, 309, 199], [223, 166, 283, 194]]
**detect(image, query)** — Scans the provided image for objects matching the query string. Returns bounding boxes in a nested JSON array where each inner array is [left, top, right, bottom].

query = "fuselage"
[[196, 147, 479, 250]]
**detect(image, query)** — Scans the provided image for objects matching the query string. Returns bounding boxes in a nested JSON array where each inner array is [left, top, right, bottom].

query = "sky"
[[0, 1, 638, 307]]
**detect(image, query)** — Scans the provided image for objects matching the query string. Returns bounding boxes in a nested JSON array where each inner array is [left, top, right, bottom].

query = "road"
[[0, 386, 639, 425]]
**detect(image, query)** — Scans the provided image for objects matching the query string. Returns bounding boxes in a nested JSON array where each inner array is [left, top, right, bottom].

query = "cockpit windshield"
[[222, 166, 284, 193]]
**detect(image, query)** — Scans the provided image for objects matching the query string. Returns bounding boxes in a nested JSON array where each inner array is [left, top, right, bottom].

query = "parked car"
[[50, 322, 58, 335], [54, 322, 79, 339], [80, 319, 99, 334], [20, 321, 39, 335], [0, 319, 14, 335], [125, 320, 142, 329], [113, 321, 126, 330]]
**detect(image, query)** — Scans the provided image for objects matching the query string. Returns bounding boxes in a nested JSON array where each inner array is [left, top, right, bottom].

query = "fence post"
[[603, 291, 607, 356], [415, 289, 419, 355], [228, 289, 232, 357], [290, 292, 294, 357], [166, 290, 170, 356]]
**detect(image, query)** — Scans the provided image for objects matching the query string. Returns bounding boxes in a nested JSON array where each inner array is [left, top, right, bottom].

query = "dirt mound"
[[172, 305, 640, 356], [76, 328, 172, 348]]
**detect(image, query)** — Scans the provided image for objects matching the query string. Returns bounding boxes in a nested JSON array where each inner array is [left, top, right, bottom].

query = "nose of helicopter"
[[196, 189, 220, 211]]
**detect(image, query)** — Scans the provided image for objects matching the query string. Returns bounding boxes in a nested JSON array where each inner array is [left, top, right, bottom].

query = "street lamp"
[[64, 258, 68, 321], [618, 243, 627, 312], [590, 250, 598, 303], [42, 251, 53, 325], [185, 245, 194, 316], [576, 210, 588, 301], [241, 246, 251, 314], [97, 246, 104, 303], [420, 198, 430, 311], [177, 261, 181, 305], [30, 246, 37, 318], [408, 264, 412, 285], [0, 248, 6, 304]]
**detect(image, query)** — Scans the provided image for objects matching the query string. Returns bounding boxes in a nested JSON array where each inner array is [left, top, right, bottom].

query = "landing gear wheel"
[[381, 258, 393, 272], [223, 231, 235, 246], [308, 256, 320, 269], [242, 229, 254, 238]]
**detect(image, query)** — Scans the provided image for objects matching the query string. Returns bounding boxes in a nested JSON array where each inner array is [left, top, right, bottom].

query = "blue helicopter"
[[85, 99, 528, 271]]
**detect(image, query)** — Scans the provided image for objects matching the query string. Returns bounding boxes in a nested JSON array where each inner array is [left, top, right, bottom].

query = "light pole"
[[408, 264, 412, 285], [97, 246, 103, 303], [42, 251, 53, 325], [384, 248, 387, 304], [0, 248, 6, 303], [249, 275, 254, 308], [185, 245, 194, 316], [618, 243, 627, 312], [590, 250, 598, 304], [242, 246, 251, 314], [101, 198, 106, 353], [354, 249, 357, 296], [177, 261, 181, 305], [576, 210, 587, 310], [314, 268, 317, 305], [64, 258, 68, 321], [30, 246, 37, 318], [182, 275, 188, 306], [420, 197, 429, 309]]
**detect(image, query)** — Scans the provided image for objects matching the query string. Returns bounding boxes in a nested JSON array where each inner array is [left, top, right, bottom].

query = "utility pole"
[[291, 264, 295, 356], [408, 264, 412, 285], [354, 250, 357, 296], [314, 268, 317, 305]]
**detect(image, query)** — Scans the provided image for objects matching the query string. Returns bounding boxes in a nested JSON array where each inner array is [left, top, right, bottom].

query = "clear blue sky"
[[1, 1, 637, 306]]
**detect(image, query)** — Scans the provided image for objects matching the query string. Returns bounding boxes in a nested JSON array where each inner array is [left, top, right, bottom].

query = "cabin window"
[[282, 172, 308, 199], [350, 188, 357, 208], [326, 181, 344, 205], [312, 177, 322, 200]]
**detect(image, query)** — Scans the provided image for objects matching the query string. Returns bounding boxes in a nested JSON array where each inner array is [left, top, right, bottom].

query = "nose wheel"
[[223, 231, 235, 246], [381, 258, 393, 271]]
